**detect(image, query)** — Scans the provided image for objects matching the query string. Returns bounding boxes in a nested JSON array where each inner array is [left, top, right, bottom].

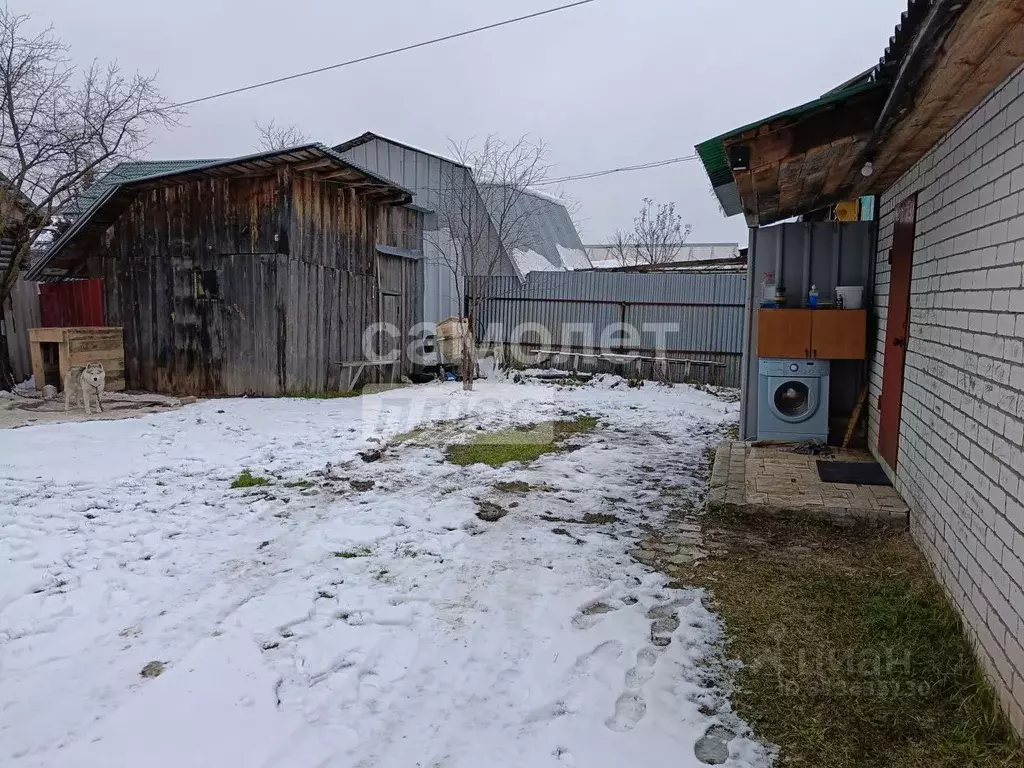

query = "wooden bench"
[[527, 348, 727, 381]]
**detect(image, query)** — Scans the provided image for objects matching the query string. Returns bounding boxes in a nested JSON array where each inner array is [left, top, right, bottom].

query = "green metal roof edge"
[[694, 80, 886, 193], [61, 158, 223, 218]]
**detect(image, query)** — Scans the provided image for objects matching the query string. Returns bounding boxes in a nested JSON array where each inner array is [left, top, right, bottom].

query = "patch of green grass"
[[392, 426, 427, 444], [333, 548, 371, 559], [582, 512, 618, 525], [288, 390, 362, 399], [230, 469, 271, 489], [446, 415, 599, 468], [493, 480, 555, 494], [725, 423, 740, 441], [283, 479, 315, 489], [674, 516, 1024, 768]]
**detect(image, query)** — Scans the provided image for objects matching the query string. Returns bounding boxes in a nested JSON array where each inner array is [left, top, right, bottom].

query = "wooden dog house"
[[28, 327, 125, 392]]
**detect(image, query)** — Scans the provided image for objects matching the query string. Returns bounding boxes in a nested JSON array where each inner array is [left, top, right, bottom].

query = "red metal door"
[[878, 194, 917, 469]]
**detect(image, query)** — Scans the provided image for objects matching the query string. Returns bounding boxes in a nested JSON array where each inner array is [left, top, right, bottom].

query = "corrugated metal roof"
[[478, 186, 590, 275], [61, 144, 412, 221], [694, 80, 885, 217], [334, 132, 468, 169], [61, 159, 221, 219], [29, 143, 415, 280], [694, 0, 934, 220]]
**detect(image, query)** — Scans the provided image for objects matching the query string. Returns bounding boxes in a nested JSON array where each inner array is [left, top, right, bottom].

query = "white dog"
[[64, 362, 106, 414]]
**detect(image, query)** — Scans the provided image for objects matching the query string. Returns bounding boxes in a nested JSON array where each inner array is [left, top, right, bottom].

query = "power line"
[[534, 154, 699, 185], [172, 0, 598, 109]]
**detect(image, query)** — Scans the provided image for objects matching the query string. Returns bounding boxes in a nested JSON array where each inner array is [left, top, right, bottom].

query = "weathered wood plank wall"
[[100, 168, 423, 395], [3, 277, 41, 382]]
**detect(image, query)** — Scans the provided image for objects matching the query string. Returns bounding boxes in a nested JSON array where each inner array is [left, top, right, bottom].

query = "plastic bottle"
[[760, 273, 776, 308], [808, 284, 819, 309]]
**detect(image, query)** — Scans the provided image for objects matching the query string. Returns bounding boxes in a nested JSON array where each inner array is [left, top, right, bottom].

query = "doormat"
[[816, 460, 892, 486]]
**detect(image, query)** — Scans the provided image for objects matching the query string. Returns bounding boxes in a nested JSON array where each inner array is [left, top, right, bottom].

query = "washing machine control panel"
[[757, 358, 831, 376]]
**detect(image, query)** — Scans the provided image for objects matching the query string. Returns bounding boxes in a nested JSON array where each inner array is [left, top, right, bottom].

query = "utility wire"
[[172, 0, 598, 108], [534, 154, 699, 185]]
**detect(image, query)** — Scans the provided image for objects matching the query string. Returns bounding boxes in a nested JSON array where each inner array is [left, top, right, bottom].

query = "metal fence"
[[475, 271, 747, 387]]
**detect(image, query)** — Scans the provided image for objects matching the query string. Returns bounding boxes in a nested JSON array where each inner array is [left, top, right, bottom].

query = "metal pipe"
[[831, 224, 842, 303], [801, 223, 812, 305], [740, 225, 758, 440], [775, 225, 785, 301]]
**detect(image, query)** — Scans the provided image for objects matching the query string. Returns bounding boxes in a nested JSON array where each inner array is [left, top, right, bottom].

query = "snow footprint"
[[570, 594, 637, 629], [605, 691, 646, 732], [623, 646, 658, 689], [570, 639, 624, 678]]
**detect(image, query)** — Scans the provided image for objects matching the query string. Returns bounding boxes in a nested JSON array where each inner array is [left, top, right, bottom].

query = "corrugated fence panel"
[[476, 271, 747, 387], [39, 279, 105, 327]]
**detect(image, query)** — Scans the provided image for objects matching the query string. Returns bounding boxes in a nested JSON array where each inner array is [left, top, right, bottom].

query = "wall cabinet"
[[757, 309, 866, 360]]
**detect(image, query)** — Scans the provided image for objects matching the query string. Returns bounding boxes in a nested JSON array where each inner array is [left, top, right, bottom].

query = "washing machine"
[[757, 359, 831, 442]]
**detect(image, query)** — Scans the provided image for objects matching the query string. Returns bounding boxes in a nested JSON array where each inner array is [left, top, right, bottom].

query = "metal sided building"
[[335, 133, 592, 325]]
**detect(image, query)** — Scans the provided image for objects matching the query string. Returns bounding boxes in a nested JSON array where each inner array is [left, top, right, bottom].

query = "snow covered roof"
[[585, 242, 741, 270], [478, 186, 591, 276]]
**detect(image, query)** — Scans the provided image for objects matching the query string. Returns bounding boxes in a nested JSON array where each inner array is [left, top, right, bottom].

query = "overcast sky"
[[20, 0, 907, 245]]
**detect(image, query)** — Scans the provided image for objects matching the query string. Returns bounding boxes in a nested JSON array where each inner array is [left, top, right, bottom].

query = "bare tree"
[[427, 135, 551, 390], [632, 198, 691, 265], [609, 198, 693, 267], [608, 228, 637, 267], [0, 9, 177, 385], [254, 119, 308, 152]]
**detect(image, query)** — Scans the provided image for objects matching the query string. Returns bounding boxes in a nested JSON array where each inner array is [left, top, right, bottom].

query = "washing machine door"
[[768, 377, 819, 424]]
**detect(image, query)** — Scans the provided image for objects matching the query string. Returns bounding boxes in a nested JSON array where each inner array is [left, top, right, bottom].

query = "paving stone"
[[704, 440, 909, 529]]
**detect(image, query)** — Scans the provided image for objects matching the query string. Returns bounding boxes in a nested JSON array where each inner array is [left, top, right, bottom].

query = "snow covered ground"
[[0, 377, 769, 767]]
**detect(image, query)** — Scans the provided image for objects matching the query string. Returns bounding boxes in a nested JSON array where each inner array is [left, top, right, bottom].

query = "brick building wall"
[[868, 63, 1024, 731]]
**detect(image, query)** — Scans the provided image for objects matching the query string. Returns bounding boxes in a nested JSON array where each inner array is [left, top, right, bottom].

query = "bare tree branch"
[[254, 119, 308, 151], [609, 228, 638, 267], [603, 198, 692, 267], [632, 198, 692, 265], [425, 134, 553, 390], [0, 8, 179, 385]]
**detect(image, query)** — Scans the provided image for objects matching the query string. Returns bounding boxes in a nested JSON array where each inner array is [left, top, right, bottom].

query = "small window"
[[194, 268, 220, 300]]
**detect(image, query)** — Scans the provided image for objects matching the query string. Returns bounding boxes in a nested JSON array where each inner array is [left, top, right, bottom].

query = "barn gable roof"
[[27, 143, 414, 280]]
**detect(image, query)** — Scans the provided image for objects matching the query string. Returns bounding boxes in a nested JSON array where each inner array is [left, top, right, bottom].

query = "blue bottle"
[[808, 284, 819, 309]]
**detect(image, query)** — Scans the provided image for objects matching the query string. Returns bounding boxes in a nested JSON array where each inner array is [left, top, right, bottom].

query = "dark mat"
[[816, 460, 892, 486]]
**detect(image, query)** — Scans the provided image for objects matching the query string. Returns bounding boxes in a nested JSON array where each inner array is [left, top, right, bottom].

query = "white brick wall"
[[869, 63, 1024, 733]]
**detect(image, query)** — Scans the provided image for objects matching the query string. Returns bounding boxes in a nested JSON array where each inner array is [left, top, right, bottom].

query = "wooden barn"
[[26, 144, 424, 396]]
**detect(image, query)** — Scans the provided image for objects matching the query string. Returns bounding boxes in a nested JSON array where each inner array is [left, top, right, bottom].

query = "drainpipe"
[[774, 226, 785, 303], [801, 223, 812, 306]]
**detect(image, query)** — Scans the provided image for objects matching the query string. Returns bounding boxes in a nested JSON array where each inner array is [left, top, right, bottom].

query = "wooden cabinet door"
[[757, 309, 813, 358], [811, 309, 867, 359]]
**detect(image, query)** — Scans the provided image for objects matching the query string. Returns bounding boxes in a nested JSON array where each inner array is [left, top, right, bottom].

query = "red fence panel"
[[38, 279, 105, 327]]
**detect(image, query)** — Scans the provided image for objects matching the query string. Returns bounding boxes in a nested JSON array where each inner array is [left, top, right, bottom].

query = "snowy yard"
[[0, 377, 769, 767]]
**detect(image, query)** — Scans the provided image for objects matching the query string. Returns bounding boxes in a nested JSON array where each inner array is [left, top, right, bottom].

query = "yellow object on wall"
[[834, 200, 860, 221]]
